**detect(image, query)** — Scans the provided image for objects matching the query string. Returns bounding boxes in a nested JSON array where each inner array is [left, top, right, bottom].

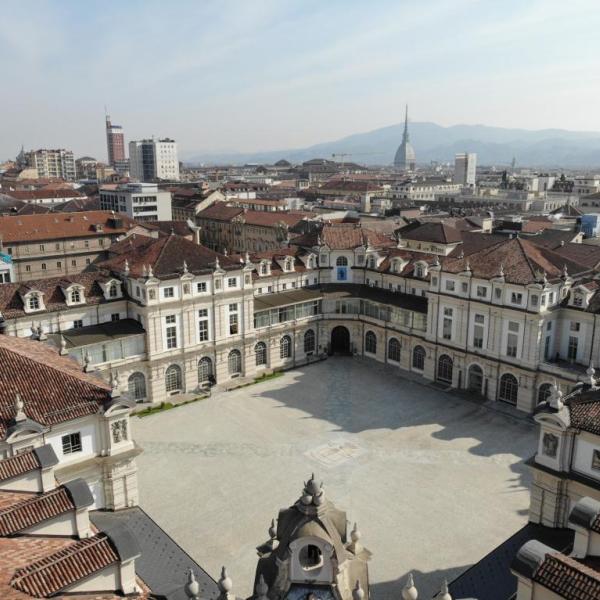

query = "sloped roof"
[[532, 552, 600, 599], [99, 234, 240, 278], [400, 221, 463, 244], [0, 335, 110, 439], [442, 237, 589, 284]]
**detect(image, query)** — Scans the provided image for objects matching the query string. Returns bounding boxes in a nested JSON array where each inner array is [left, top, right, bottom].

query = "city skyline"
[[2, 0, 600, 160]]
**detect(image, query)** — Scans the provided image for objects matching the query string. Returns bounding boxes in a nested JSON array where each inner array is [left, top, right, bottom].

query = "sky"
[[2, 0, 600, 161]]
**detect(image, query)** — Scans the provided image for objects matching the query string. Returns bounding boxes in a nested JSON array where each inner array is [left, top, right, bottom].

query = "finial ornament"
[[563, 264, 569, 279], [435, 580, 452, 600], [245, 251, 251, 264], [465, 259, 471, 272], [349, 522, 363, 554], [587, 361, 597, 388], [59, 335, 68, 355], [124, 259, 130, 275], [184, 569, 201, 600], [183, 260, 188, 274], [148, 264, 154, 278], [215, 257, 221, 270], [352, 581, 365, 600], [548, 380, 564, 410], [218, 566, 233, 600], [255, 574, 269, 600], [14, 393, 26, 422], [142, 264, 148, 278], [110, 372, 120, 398], [300, 473, 325, 507], [402, 573, 418, 600], [499, 263, 505, 278], [37, 323, 47, 341]]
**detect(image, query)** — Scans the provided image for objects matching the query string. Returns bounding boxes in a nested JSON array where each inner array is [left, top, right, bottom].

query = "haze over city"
[[2, 0, 600, 159]]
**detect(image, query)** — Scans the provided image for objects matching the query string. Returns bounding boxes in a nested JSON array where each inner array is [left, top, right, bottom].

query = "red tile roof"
[[11, 533, 119, 597], [400, 221, 463, 244], [6, 190, 84, 201], [0, 335, 110, 439], [0, 272, 113, 319], [0, 211, 135, 243], [99, 233, 239, 278], [533, 552, 600, 600], [0, 487, 74, 536], [0, 453, 40, 484]]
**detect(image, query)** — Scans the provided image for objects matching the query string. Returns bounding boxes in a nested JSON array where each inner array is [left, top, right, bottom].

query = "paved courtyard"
[[134, 357, 537, 599]]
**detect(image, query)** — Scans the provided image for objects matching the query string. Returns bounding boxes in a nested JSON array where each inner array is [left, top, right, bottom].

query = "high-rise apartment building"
[[105, 114, 128, 173], [129, 138, 180, 182], [453, 152, 477, 186], [25, 148, 76, 180]]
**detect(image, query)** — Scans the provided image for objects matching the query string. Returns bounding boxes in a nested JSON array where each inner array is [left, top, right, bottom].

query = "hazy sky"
[[2, 0, 600, 160]]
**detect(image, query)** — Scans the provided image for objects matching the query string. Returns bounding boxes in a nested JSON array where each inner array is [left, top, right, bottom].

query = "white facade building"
[[25, 148, 76, 181], [100, 182, 172, 221], [129, 138, 179, 182]]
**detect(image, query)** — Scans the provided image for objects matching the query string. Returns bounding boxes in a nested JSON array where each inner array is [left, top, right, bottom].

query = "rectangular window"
[[445, 280, 455, 292], [41, 263, 46, 270], [510, 292, 523, 304], [165, 315, 177, 349], [495, 288, 502, 300], [111, 313, 120, 322], [229, 304, 238, 335], [592, 450, 600, 471], [71, 259, 77, 267], [197, 281, 207, 293], [227, 277, 237, 288], [476, 286, 487, 298], [473, 314, 485, 348], [198, 309, 209, 341], [570, 321, 581, 332], [39, 244, 45, 251], [163, 287, 174, 298], [530, 294, 538, 307], [568, 336, 578, 361], [506, 322, 519, 357], [62, 432, 82, 454], [73, 320, 83, 329], [57, 261, 62, 269], [461, 282, 468, 293], [442, 307, 453, 340]]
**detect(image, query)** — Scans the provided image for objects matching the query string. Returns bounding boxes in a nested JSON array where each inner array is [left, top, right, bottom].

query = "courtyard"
[[134, 357, 537, 600]]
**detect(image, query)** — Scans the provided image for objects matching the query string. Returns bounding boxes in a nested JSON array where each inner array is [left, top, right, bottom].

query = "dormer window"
[[28, 294, 40, 311], [260, 262, 269, 276], [573, 295, 583, 307], [367, 256, 375, 269], [285, 258, 294, 272]]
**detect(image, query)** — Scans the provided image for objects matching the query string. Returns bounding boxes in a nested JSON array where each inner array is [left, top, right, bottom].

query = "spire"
[[184, 569, 201, 600], [402, 573, 418, 600], [403, 104, 410, 142]]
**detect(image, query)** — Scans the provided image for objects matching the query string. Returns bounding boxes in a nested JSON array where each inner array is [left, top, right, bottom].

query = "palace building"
[[0, 222, 599, 412]]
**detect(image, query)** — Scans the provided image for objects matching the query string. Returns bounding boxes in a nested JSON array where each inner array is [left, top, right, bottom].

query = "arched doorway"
[[467, 364, 483, 394], [437, 354, 453, 385], [330, 326, 350, 355]]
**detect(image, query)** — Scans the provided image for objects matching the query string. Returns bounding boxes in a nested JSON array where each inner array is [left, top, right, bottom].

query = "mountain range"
[[185, 122, 600, 168]]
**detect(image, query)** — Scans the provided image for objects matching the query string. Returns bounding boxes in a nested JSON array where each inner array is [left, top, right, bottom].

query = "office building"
[[129, 138, 180, 182], [105, 114, 126, 171], [100, 182, 172, 221], [453, 152, 477, 186]]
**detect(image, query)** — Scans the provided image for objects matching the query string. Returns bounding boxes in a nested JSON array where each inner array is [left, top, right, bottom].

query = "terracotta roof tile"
[[11, 533, 119, 597], [0, 487, 74, 536], [533, 553, 600, 600], [0, 211, 135, 243], [0, 453, 40, 484], [0, 335, 109, 439]]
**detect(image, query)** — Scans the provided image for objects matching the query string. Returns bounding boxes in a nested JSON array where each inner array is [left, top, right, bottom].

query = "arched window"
[[388, 338, 401, 362], [499, 373, 519, 405], [109, 283, 118, 298], [28, 294, 40, 310], [228, 349, 242, 375], [538, 382, 553, 404], [165, 364, 182, 393], [198, 357, 213, 383], [336, 256, 348, 266], [437, 354, 453, 384], [255, 342, 267, 366], [412, 345, 425, 370], [128, 372, 146, 402], [304, 329, 315, 353], [365, 331, 377, 354], [280, 335, 292, 359], [414, 265, 424, 278]]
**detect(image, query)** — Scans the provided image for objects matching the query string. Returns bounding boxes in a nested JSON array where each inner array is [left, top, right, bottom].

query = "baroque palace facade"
[[0, 221, 600, 413]]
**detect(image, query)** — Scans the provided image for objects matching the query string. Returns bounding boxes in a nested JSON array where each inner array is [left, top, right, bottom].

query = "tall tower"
[[105, 114, 126, 170], [393, 105, 416, 171]]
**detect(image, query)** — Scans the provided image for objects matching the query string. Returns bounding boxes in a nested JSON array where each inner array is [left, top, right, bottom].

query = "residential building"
[[24, 149, 76, 181], [453, 152, 477, 186], [393, 105, 416, 171], [196, 204, 313, 253], [105, 113, 126, 170], [0, 249, 13, 282], [170, 188, 225, 221], [0, 211, 136, 281], [129, 138, 180, 182], [100, 182, 172, 221], [393, 178, 462, 202], [76, 155, 115, 180]]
